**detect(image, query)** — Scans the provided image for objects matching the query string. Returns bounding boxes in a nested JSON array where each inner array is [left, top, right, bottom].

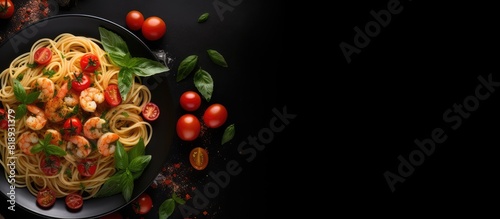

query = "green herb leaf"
[[118, 68, 134, 100], [128, 57, 169, 76], [43, 69, 57, 78], [176, 55, 198, 82], [46, 145, 67, 157], [127, 138, 145, 162], [172, 193, 186, 205], [14, 104, 27, 120], [128, 155, 151, 173], [221, 124, 235, 145], [194, 68, 214, 102], [99, 27, 131, 60], [198, 13, 209, 23], [122, 170, 134, 202], [95, 173, 125, 197], [207, 49, 228, 67], [25, 91, 41, 104], [159, 199, 176, 219], [30, 144, 44, 154], [114, 141, 128, 170], [109, 53, 132, 67], [13, 79, 27, 103]]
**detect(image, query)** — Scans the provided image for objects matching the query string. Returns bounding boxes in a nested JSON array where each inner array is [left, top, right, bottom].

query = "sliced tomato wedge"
[[65, 193, 83, 210], [142, 102, 160, 121], [36, 187, 56, 208], [104, 84, 122, 107], [34, 47, 52, 65]]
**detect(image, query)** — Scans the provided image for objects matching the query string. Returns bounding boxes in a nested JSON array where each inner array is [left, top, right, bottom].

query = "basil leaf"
[[109, 52, 132, 67], [194, 68, 214, 102], [114, 141, 129, 170], [128, 138, 145, 162], [176, 55, 198, 82], [13, 79, 27, 103], [122, 170, 134, 202], [118, 68, 134, 100], [95, 173, 125, 197], [159, 199, 176, 219], [198, 13, 209, 23], [46, 145, 67, 157], [172, 193, 186, 205], [128, 155, 151, 173], [128, 57, 169, 76], [131, 168, 145, 180], [25, 91, 41, 104], [207, 49, 228, 67], [14, 104, 27, 120], [221, 124, 235, 145], [98, 27, 131, 59], [30, 144, 44, 154]]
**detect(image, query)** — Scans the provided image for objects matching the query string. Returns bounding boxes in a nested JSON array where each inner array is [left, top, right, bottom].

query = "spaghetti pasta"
[[0, 33, 153, 200]]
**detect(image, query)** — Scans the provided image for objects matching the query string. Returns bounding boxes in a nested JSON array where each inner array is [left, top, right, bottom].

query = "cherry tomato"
[[65, 193, 83, 211], [80, 53, 100, 72], [203, 103, 228, 128], [0, 108, 8, 129], [40, 155, 61, 176], [36, 187, 56, 208], [180, 91, 201, 111], [0, 0, 14, 19], [142, 102, 160, 121], [104, 84, 122, 107], [100, 212, 123, 219], [126, 10, 145, 31], [71, 73, 91, 92], [132, 192, 153, 215], [189, 147, 209, 170], [176, 114, 200, 141], [62, 117, 83, 139], [142, 16, 167, 41], [77, 159, 97, 177], [34, 47, 52, 65]]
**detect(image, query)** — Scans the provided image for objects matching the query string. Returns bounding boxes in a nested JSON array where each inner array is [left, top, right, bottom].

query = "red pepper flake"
[[174, 163, 181, 168], [202, 211, 208, 216], [173, 173, 177, 177], [164, 179, 172, 185], [185, 194, 191, 200]]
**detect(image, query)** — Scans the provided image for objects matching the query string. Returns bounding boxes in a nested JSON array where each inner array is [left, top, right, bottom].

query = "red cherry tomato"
[[36, 187, 56, 208], [62, 117, 83, 139], [180, 91, 201, 111], [65, 193, 83, 210], [176, 114, 201, 141], [104, 84, 122, 107], [142, 102, 160, 121], [203, 103, 228, 128], [126, 10, 145, 31], [132, 193, 153, 215], [34, 47, 52, 65], [80, 53, 100, 72], [142, 16, 167, 41], [0, 108, 8, 129], [71, 73, 91, 92], [77, 159, 97, 177], [189, 147, 209, 170], [40, 155, 61, 176], [0, 0, 14, 19]]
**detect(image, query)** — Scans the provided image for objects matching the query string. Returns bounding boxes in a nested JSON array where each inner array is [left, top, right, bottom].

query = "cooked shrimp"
[[25, 105, 47, 130], [97, 132, 119, 157], [45, 129, 62, 146], [80, 87, 104, 112], [18, 132, 39, 155], [32, 78, 55, 102], [83, 117, 107, 140], [45, 82, 79, 122], [66, 136, 91, 158]]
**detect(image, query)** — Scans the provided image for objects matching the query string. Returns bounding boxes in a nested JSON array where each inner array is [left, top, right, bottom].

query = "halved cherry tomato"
[[80, 53, 100, 72], [62, 117, 83, 139], [36, 187, 56, 208], [40, 155, 61, 176], [126, 10, 145, 31], [65, 193, 83, 210], [77, 159, 97, 177], [0, 0, 14, 19], [0, 108, 8, 129], [34, 47, 52, 65], [142, 16, 167, 41], [189, 147, 209, 170], [104, 84, 122, 107], [132, 192, 153, 215], [176, 114, 200, 141], [180, 91, 201, 111], [203, 103, 228, 128], [142, 102, 160, 121], [71, 73, 91, 92]]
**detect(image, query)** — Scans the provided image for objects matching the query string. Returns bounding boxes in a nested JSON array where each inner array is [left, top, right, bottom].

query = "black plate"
[[0, 14, 175, 218]]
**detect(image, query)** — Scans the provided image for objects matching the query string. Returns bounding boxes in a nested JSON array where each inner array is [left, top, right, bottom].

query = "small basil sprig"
[[207, 49, 228, 67], [193, 68, 213, 102], [221, 124, 235, 145], [176, 55, 198, 82], [198, 13, 209, 23], [30, 133, 67, 156], [13, 79, 41, 119], [159, 193, 186, 219], [94, 138, 151, 202], [98, 27, 169, 100]]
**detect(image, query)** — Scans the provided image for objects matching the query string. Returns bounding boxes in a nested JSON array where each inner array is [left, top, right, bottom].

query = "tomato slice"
[[142, 102, 160, 121], [65, 193, 83, 211], [40, 155, 61, 176], [34, 47, 52, 65], [189, 147, 209, 170], [77, 159, 97, 177], [104, 84, 122, 107], [36, 187, 56, 208]]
